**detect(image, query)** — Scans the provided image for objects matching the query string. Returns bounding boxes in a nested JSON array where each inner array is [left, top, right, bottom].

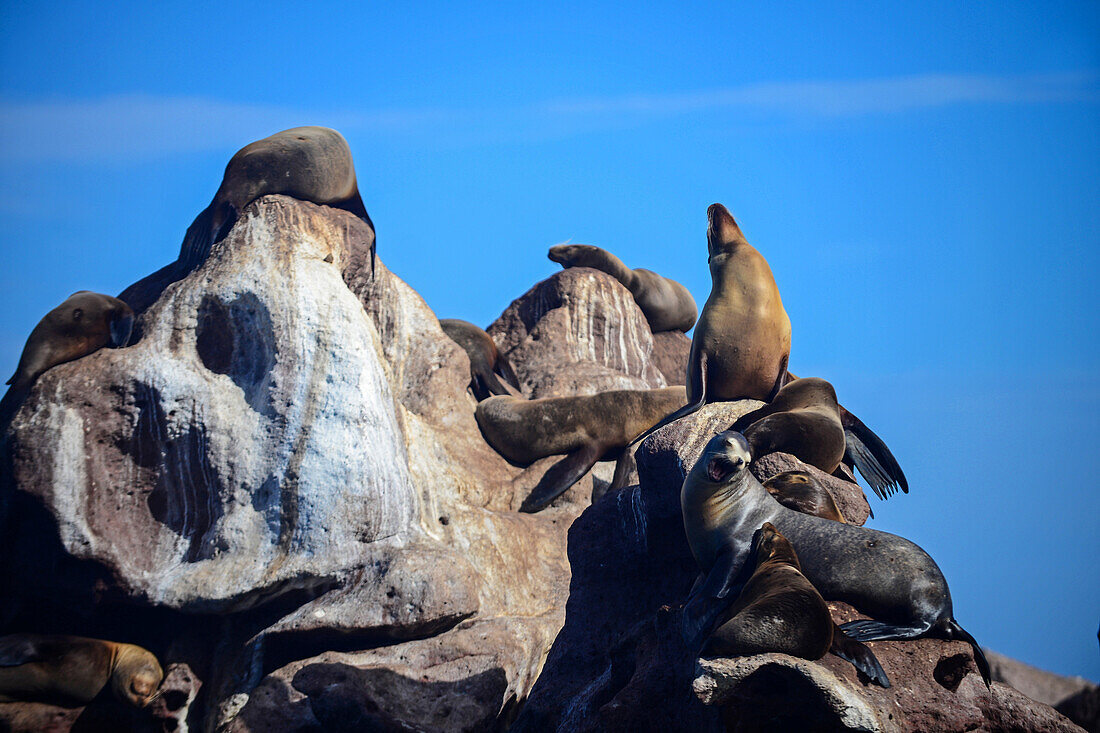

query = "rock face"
[[0, 195, 1084, 732]]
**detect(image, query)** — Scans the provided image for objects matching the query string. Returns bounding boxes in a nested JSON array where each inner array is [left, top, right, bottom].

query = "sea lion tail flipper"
[[766, 353, 790, 402], [0, 636, 41, 666], [681, 547, 745, 650], [629, 352, 708, 447], [519, 442, 602, 513], [470, 374, 491, 402], [838, 619, 927, 642], [830, 625, 891, 688], [477, 369, 511, 400], [840, 406, 908, 500], [944, 619, 992, 688], [608, 447, 636, 493], [496, 352, 522, 391]]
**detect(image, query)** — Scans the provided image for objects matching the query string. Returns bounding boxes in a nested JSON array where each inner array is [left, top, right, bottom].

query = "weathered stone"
[[151, 663, 203, 733], [649, 330, 691, 386]]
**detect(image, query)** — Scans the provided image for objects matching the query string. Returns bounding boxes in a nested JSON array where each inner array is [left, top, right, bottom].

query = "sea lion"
[[701, 522, 889, 687], [680, 431, 991, 686], [731, 376, 907, 499], [762, 471, 847, 523], [5, 291, 134, 392], [476, 386, 686, 512], [547, 244, 698, 332], [439, 319, 522, 401], [630, 204, 791, 444], [119, 126, 375, 316], [0, 635, 163, 708]]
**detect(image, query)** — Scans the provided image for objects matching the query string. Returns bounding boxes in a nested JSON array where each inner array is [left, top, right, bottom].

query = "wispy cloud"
[[1, 72, 1095, 162]]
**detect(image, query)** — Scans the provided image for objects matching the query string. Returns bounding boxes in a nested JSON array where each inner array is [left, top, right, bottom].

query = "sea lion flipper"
[[629, 352, 708, 447], [0, 637, 41, 666], [830, 625, 891, 688], [840, 407, 908, 499], [681, 546, 746, 650], [519, 442, 602, 513], [608, 448, 636, 492], [838, 619, 927, 641], [944, 619, 992, 688], [496, 353, 521, 391]]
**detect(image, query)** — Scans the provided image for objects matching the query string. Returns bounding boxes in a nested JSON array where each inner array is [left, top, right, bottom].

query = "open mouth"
[[707, 454, 742, 483]]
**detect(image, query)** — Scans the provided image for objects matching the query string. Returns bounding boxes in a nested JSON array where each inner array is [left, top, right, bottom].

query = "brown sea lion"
[[5, 292, 134, 391], [475, 386, 686, 512], [0, 635, 163, 708], [762, 471, 847, 523], [119, 126, 375, 316], [439, 319, 522, 401], [680, 432, 991, 686], [547, 244, 698, 332], [630, 204, 791, 444], [701, 522, 889, 687]]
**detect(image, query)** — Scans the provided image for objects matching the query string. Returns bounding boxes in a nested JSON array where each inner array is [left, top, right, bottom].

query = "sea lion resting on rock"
[[476, 386, 686, 512], [702, 522, 889, 687], [681, 432, 990, 685], [5, 291, 133, 392], [0, 635, 163, 708], [732, 377, 907, 499], [548, 244, 698, 333], [631, 204, 791, 443], [762, 471, 847, 523], [119, 126, 375, 316], [439, 319, 522, 401]]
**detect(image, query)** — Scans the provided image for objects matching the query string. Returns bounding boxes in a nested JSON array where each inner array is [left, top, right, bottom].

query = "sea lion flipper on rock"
[[840, 617, 990, 688], [629, 352, 709, 447], [608, 447, 636, 493], [519, 442, 603, 513], [0, 637, 40, 666], [840, 406, 908, 499], [681, 546, 749, 650], [829, 625, 891, 688], [496, 351, 521, 392]]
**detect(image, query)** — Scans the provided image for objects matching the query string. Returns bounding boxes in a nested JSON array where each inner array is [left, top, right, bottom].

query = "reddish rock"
[[649, 330, 691, 386]]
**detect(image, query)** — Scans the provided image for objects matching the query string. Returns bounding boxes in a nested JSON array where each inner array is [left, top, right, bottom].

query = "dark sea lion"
[[630, 204, 791, 445], [5, 291, 134, 392], [0, 635, 163, 708], [119, 126, 375, 316], [439, 319, 522, 401], [547, 244, 698, 332], [762, 471, 847, 523], [475, 386, 686, 512], [701, 522, 889, 687], [680, 431, 990, 686], [731, 376, 907, 499]]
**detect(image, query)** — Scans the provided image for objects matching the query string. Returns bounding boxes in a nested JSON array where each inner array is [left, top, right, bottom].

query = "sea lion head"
[[706, 203, 747, 259], [548, 244, 599, 268], [111, 644, 164, 708], [751, 521, 801, 569], [694, 431, 753, 486], [764, 470, 813, 494]]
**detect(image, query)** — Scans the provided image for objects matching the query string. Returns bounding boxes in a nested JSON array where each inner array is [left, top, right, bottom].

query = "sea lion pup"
[[731, 377, 908, 500], [547, 244, 698, 332], [476, 386, 686, 513], [439, 319, 522, 401], [680, 432, 991, 686], [762, 471, 847, 523], [630, 204, 791, 445], [5, 291, 134, 391], [119, 126, 375, 315], [701, 522, 889, 687], [0, 635, 163, 708]]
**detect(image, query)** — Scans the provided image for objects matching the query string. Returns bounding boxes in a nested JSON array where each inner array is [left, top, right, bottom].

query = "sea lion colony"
[[0, 126, 989, 717]]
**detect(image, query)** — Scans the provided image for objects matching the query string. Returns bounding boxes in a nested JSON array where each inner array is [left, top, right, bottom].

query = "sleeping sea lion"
[[701, 522, 889, 687], [762, 471, 847, 523], [680, 431, 990, 686], [547, 244, 698, 332], [5, 291, 134, 392], [439, 319, 521, 401], [630, 204, 791, 444], [476, 386, 686, 512], [119, 126, 375, 316], [0, 634, 163, 708]]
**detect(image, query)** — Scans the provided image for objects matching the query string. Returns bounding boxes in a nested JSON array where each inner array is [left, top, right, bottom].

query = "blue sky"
[[1, 2, 1097, 680]]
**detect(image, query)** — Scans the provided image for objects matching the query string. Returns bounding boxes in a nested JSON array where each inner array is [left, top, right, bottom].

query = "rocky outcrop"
[[0, 195, 1084, 732]]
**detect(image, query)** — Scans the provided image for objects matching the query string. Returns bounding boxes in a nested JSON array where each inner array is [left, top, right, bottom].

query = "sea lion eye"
[[72, 308, 83, 321]]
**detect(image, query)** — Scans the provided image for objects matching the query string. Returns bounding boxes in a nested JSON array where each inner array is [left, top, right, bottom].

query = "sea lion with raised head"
[[630, 204, 791, 445], [731, 376, 907, 499], [547, 244, 698, 332], [680, 431, 990, 686], [119, 126, 375, 316], [701, 522, 889, 687], [0, 635, 163, 708], [439, 319, 522, 401], [762, 471, 847, 523], [476, 386, 686, 512], [5, 291, 134, 392]]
